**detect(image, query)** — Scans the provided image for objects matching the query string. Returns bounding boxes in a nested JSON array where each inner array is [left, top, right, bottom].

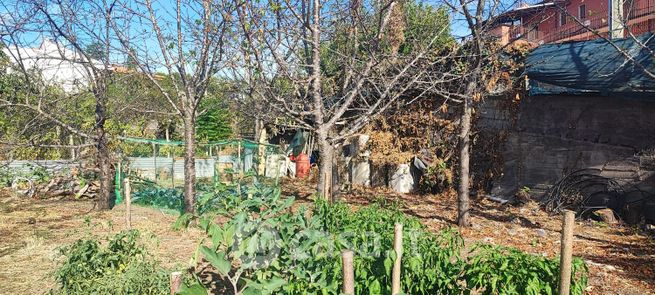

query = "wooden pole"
[[212, 145, 218, 185], [117, 161, 122, 198], [69, 134, 75, 159], [342, 250, 355, 295], [171, 154, 175, 188], [558, 210, 575, 295], [170, 271, 182, 295], [125, 177, 132, 230], [237, 140, 242, 175], [153, 143, 158, 182], [217, 146, 222, 183], [275, 158, 281, 186], [392, 223, 403, 295]]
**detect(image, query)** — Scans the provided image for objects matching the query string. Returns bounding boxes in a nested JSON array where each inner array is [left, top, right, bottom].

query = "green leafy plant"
[[181, 181, 588, 295], [0, 164, 51, 188], [312, 200, 464, 294], [515, 186, 532, 204], [181, 182, 296, 294], [182, 186, 464, 294], [132, 188, 184, 212], [464, 244, 588, 295], [195, 102, 232, 142], [419, 159, 454, 193], [51, 230, 169, 295]]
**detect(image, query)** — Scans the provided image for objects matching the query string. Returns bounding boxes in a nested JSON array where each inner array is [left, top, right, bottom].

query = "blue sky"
[[1, 0, 527, 63], [449, 0, 528, 38]]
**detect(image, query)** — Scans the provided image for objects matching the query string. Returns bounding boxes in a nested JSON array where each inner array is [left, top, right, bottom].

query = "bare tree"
[[438, 0, 532, 226], [234, 0, 457, 200], [108, 0, 236, 213], [450, 0, 488, 227], [0, 0, 118, 209]]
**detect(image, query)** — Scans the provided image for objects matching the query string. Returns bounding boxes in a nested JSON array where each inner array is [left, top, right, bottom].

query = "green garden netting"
[[114, 137, 280, 207]]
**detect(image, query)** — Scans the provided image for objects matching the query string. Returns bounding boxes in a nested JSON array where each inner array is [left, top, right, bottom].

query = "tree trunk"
[[96, 134, 113, 209], [317, 129, 333, 201], [95, 90, 113, 210], [309, 0, 331, 200], [457, 92, 473, 227], [331, 153, 340, 202], [183, 110, 197, 213], [254, 117, 264, 142], [257, 125, 267, 176]]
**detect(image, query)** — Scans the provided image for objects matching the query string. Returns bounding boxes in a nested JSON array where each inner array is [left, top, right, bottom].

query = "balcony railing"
[[509, 2, 655, 44], [541, 13, 607, 43], [509, 26, 544, 43], [628, 0, 655, 19]]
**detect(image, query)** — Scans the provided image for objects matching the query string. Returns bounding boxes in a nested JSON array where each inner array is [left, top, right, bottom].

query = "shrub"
[[131, 173, 266, 214], [51, 230, 169, 295]]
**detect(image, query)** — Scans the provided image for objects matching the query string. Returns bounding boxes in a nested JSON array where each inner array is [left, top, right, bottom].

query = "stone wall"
[[488, 95, 655, 200]]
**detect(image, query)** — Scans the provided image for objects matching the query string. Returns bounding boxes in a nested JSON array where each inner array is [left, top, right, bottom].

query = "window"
[[579, 4, 586, 19], [559, 11, 567, 26]]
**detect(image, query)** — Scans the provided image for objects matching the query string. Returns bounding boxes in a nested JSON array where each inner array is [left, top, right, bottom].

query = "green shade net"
[[114, 137, 280, 208]]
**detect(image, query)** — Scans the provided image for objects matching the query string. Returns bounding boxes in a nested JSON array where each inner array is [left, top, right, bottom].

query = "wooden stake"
[[117, 161, 122, 197], [558, 210, 575, 295], [392, 223, 403, 295], [275, 158, 281, 186], [125, 177, 132, 230], [342, 250, 355, 295], [237, 140, 242, 175], [171, 155, 175, 188], [69, 134, 75, 159], [217, 146, 222, 183], [152, 143, 158, 182], [166, 128, 171, 157], [170, 271, 182, 295]]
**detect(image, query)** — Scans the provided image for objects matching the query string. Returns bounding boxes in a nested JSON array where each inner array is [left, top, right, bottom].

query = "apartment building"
[[490, 0, 655, 45]]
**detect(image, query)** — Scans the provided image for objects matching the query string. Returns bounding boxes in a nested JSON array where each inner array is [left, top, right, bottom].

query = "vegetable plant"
[[463, 244, 588, 295], [51, 230, 169, 295], [177, 180, 588, 295], [132, 188, 184, 212]]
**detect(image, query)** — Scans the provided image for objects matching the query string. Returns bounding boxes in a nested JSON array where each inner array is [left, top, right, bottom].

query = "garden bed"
[[339, 186, 655, 295], [1, 183, 654, 294]]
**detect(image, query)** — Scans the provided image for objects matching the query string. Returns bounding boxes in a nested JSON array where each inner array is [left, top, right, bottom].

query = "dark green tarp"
[[286, 129, 307, 156], [526, 33, 655, 97]]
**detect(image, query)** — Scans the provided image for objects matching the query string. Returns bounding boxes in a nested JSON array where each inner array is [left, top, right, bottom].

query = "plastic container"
[[295, 153, 310, 178]]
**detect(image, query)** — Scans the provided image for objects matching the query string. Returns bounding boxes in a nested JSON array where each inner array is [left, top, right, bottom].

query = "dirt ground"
[[0, 189, 203, 295], [1, 183, 654, 295]]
